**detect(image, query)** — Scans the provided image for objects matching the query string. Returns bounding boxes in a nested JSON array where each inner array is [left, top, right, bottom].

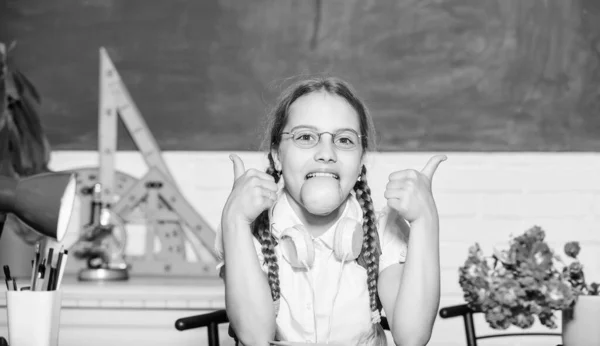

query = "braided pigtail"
[[251, 153, 282, 314], [354, 165, 387, 346]]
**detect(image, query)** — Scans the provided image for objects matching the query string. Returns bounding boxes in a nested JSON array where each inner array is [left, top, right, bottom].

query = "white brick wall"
[[49, 151, 600, 346]]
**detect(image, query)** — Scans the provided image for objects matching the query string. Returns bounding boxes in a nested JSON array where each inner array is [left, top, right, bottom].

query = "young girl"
[[216, 76, 445, 346]]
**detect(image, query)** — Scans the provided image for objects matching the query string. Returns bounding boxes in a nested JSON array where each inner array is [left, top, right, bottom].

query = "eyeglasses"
[[281, 128, 363, 150]]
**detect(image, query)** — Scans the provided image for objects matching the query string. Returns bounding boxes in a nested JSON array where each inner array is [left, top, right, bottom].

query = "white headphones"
[[279, 217, 363, 268], [277, 216, 363, 343]]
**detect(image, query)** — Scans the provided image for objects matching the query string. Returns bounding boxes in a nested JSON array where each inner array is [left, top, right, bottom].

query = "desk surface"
[[1, 275, 225, 310]]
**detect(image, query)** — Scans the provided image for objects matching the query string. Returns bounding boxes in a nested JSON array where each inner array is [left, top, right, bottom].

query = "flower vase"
[[562, 295, 600, 346]]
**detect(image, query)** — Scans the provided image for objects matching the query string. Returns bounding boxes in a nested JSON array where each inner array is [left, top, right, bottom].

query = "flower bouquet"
[[459, 226, 599, 330]]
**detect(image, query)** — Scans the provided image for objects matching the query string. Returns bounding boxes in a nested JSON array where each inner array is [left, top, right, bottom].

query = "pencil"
[[34, 259, 46, 292], [31, 243, 41, 289], [3, 265, 12, 291], [46, 267, 56, 291], [3, 265, 13, 291], [55, 250, 68, 290]]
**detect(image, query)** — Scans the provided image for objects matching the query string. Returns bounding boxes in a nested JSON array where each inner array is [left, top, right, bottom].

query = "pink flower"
[[564, 242, 581, 259], [545, 278, 575, 309], [492, 278, 523, 307], [512, 313, 535, 329]]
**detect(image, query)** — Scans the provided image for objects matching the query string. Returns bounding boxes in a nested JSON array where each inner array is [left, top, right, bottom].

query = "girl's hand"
[[222, 154, 279, 227], [384, 155, 446, 223]]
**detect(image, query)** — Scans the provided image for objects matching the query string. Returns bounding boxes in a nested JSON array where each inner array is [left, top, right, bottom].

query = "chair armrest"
[[438, 304, 474, 319], [175, 309, 229, 331]]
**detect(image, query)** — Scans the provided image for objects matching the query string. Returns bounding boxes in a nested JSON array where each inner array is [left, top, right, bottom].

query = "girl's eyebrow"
[[288, 125, 359, 133], [288, 125, 317, 132]]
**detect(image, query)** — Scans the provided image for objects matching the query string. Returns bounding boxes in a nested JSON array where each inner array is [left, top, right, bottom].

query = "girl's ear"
[[271, 149, 282, 172]]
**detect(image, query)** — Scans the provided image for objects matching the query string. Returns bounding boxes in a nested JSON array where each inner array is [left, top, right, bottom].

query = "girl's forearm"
[[223, 219, 276, 345], [391, 215, 441, 346]]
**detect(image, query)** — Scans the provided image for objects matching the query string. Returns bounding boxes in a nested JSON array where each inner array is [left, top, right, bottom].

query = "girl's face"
[[272, 91, 364, 217]]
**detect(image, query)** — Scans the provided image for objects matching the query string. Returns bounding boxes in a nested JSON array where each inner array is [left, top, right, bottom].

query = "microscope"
[[72, 183, 129, 281]]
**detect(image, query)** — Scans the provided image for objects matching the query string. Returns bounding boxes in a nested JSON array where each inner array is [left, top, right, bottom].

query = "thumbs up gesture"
[[384, 155, 447, 223], [222, 154, 279, 226]]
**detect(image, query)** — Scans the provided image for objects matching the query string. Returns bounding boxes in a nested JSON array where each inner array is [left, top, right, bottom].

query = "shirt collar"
[[270, 191, 363, 250]]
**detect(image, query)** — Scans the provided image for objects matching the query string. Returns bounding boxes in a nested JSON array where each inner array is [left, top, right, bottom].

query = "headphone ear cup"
[[333, 217, 363, 262], [280, 225, 315, 268]]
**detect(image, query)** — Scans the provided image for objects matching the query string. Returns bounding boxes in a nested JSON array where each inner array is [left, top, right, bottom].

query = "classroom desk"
[[0, 275, 235, 346]]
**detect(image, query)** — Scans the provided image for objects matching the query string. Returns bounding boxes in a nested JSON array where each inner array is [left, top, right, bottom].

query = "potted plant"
[[560, 240, 600, 345], [458, 226, 599, 345]]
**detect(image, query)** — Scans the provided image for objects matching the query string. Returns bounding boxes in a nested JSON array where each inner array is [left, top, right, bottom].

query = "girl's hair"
[[252, 76, 386, 343]]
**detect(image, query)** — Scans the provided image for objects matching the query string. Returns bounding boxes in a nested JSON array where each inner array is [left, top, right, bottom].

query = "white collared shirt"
[[215, 192, 409, 345]]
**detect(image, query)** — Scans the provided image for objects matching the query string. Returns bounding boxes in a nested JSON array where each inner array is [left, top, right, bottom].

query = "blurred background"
[[2, 0, 600, 152]]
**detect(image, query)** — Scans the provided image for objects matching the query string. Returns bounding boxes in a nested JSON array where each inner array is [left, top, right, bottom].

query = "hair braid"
[[354, 165, 387, 345], [251, 153, 282, 304], [354, 165, 382, 311]]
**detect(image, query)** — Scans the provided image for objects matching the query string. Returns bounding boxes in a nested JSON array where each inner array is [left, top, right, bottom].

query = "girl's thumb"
[[230, 154, 246, 180]]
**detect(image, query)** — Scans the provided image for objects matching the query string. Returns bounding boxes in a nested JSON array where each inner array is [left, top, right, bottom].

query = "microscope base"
[[78, 268, 129, 281]]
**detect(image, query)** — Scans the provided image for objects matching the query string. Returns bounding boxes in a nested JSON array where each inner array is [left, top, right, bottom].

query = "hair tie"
[[273, 299, 280, 316], [371, 309, 381, 324]]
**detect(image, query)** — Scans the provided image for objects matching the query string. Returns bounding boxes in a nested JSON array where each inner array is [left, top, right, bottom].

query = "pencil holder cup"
[[6, 290, 62, 346]]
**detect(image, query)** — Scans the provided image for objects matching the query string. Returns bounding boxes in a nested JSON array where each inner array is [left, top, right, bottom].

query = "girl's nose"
[[314, 133, 337, 163]]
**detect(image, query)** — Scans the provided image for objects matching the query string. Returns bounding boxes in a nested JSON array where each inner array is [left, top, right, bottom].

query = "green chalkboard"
[[2, 0, 600, 151]]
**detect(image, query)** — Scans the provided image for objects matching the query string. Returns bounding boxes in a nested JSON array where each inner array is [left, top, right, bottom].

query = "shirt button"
[[306, 303, 311, 310]]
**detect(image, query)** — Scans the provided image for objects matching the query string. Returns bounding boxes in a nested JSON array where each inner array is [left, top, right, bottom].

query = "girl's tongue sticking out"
[[301, 172, 344, 215]]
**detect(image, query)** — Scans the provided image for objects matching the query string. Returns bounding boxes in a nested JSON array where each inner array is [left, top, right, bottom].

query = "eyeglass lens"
[[288, 130, 360, 150]]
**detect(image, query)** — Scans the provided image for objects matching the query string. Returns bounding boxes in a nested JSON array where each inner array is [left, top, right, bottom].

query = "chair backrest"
[[439, 304, 562, 346], [178, 305, 562, 346], [175, 309, 391, 346]]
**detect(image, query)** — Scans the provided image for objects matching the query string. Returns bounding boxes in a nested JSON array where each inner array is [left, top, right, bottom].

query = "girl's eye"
[[295, 132, 318, 144], [334, 132, 358, 149], [337, 136, 353, 144]]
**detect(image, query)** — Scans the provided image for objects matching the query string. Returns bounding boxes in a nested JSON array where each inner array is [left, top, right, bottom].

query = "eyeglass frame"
[[280, 127, 364, 150]]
